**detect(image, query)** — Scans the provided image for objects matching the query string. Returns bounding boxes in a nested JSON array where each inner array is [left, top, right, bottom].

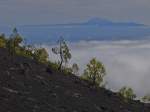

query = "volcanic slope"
[[0, 48, 150, 112]]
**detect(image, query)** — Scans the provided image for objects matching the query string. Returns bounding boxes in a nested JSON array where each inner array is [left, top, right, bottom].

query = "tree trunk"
[[58, 60, 63, 70], [92, 75, 96, 86]]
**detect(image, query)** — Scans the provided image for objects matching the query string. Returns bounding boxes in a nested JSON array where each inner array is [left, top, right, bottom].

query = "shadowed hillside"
[[0, 48, 150, 112]]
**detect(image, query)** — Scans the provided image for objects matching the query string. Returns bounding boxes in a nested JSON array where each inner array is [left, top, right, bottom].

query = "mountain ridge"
[[0, 18, 150, 44], [21, 18, 146, 27]]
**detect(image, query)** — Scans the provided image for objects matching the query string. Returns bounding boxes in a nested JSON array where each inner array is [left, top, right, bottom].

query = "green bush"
[[119, 86, 136, 101], [47, 61, 73, 75], [47, 61, 59, 71], [15, 47, 33, 59], [142, 94, 150, 103], [0, 34, 6, 48], [62, 67, 73, 75], [33, 48, 49, 63], [82, 58, 106, 87]]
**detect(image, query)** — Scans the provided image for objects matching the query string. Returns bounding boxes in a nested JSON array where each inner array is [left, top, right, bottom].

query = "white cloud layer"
[[41, 40, 150, 97]]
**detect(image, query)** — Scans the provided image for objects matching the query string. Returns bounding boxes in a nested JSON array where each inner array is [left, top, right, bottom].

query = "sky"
[[0, 0, 150, 26]]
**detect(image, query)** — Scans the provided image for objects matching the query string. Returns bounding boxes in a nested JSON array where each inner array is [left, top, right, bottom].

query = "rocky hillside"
[[0, 48, 150, 112]]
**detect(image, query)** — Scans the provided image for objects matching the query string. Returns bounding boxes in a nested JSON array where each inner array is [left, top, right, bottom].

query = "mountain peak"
[[86, 18, 113, 25], [85, 18, 145, 26]]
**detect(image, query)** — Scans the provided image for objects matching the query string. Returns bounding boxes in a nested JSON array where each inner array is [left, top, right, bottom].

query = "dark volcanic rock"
[[0, 48, 150, 112]]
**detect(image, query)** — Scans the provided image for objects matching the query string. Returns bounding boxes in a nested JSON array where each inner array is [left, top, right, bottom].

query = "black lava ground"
[[0, 48, 150, 112]]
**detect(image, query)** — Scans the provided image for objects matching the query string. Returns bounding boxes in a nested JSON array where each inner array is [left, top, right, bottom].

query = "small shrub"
[[33, 48, 49, 63], [82, 58, 106, 87], [119, 86, 136, 102], [62, 67, 73, 75], [47, 61, 59, 71], [142, 94, 150, 103], [0, 34, 6, 48], [15, 47, 33, 59]]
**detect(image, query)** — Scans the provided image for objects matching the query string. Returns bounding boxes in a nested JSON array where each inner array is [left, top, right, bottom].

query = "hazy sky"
[[0, 0, 150, 26]]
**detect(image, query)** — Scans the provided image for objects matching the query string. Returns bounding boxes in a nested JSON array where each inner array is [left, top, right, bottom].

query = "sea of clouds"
[[40, 40, 150, 98]]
